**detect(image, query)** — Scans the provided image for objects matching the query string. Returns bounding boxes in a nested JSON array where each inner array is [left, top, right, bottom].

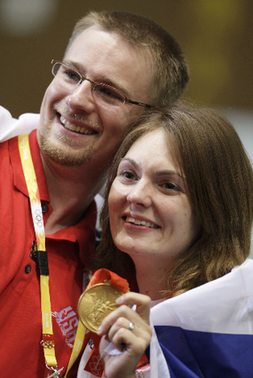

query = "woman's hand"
[[97, 292, 152, 378]]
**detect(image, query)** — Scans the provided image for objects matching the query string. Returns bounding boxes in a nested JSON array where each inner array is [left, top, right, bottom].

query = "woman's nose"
[[126, 180, 152, 208]]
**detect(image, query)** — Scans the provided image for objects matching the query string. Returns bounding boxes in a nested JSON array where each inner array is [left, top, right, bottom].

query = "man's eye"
[[63, 68, 80, 83], [94, 84, 124, 102]]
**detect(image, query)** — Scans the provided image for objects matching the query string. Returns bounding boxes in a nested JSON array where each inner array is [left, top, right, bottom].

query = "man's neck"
[[42, 157, 105, 234]]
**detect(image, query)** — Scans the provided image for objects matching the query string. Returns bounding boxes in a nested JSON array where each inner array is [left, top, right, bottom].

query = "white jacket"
[[0, 105, 38, 141]]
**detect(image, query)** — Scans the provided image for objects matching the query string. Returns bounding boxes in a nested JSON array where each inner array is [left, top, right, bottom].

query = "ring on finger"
[[128, 321, 135, 332]]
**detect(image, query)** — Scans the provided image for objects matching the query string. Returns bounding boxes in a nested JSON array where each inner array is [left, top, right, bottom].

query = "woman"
[[78, 103, 253, 378]]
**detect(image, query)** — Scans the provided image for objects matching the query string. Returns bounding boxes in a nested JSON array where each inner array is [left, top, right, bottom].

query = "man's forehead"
[[66, 25, 125, 55], [64, 27, 153, 100]]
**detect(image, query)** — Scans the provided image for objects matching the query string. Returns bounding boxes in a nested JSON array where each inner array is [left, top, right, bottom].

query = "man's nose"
[[66, 81, 96, 113]]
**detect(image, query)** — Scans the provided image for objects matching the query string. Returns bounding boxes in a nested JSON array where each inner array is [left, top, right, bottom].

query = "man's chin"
[[40, 139, 92, 167]]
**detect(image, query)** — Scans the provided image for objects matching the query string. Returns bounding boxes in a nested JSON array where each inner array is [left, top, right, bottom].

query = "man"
[[0, 10, 188, 377]]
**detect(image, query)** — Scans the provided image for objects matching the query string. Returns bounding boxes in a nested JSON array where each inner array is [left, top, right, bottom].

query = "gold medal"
[[77, 283, 122, 333]]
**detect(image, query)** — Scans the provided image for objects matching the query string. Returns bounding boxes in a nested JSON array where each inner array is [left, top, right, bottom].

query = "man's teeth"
[[59, 116, 93, 135], [126, 216, 157, 228]]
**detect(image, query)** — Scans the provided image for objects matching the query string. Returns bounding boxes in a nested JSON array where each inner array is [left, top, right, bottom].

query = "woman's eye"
[[161, 182, 181, 192], [118, 170, 137, 180]]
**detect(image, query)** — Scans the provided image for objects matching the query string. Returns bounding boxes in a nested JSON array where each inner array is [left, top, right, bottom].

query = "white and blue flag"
[[150, 259, 253, 378]]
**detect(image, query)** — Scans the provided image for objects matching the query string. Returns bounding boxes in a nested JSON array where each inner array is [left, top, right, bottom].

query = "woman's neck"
[[134, 262, 168, 300]]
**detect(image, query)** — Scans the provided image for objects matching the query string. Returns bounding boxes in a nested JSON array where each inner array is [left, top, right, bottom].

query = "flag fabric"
[[150, 258, 253, 378]]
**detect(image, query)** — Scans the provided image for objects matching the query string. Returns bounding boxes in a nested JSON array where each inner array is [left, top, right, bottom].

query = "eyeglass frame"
[[51, 59, 153, 109]]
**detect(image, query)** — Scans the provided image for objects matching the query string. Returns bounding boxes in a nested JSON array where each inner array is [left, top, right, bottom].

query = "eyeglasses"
[[51, 60, 152, 109]]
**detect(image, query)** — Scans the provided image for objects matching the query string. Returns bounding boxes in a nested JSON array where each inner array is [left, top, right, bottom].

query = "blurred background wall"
[[0, 0, 252, 252]]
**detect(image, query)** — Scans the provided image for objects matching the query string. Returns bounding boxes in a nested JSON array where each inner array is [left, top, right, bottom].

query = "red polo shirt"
[[0, 130, 97, 377]]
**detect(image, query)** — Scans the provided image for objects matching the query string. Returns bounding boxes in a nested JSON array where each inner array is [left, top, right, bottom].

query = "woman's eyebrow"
[[156, 170, 184, 179], [120, 157, 137, 166]]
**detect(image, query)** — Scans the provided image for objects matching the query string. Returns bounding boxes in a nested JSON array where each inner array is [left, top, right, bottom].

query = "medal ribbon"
[[18, 135, 85, 376], [86, 268, 130, 293]]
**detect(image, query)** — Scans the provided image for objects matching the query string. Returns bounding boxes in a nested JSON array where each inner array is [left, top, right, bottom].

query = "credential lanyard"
[[18, 135, 85, 377]]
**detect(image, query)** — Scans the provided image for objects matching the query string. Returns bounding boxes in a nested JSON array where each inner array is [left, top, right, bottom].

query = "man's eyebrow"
[[62, 59, 78, 68]]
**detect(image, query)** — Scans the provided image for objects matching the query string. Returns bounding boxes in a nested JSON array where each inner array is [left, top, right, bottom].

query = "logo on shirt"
[[53, 306, 78, 347]]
